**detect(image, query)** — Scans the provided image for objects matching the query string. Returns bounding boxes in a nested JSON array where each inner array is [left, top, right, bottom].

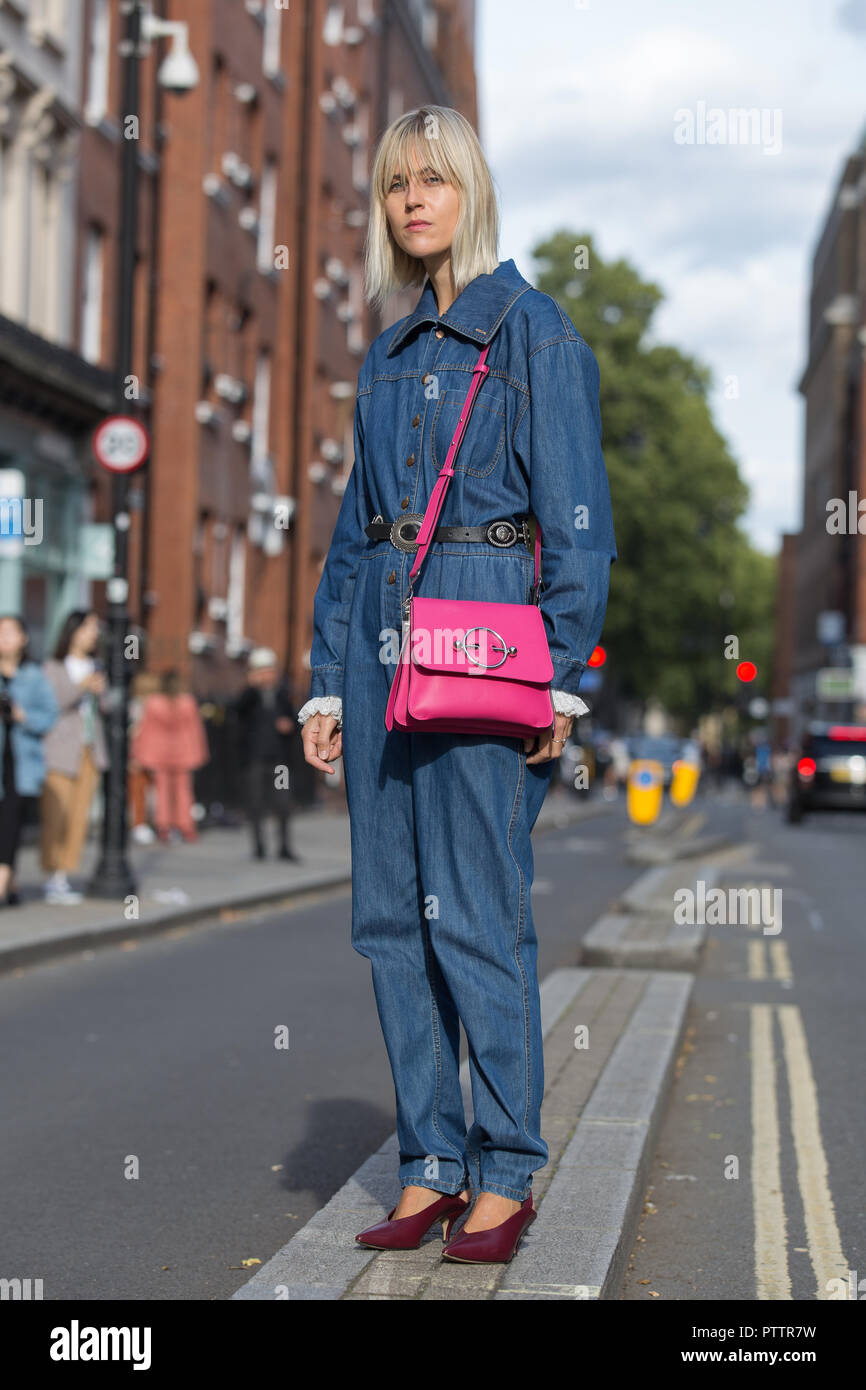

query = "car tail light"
[[797, 757, 816, 779], [828, 725, 866, 740]]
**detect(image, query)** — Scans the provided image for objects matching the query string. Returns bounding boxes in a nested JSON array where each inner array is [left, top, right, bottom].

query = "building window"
[[30, 0, 67, 46], [323, 5, 343, 45], [227, 529, 246, 646], [257, 156, 276, 272], [28, 161, 61, 338], [85, 0, 110, 124], [263, 1, 281, 76], [407, 0, 437, 49], [81, 225, 104, 362], [252, 350, 272, 480]]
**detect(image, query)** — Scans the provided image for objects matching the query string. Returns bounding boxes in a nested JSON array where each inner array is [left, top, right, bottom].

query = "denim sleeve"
[[516, 335, 617, 698], [20, 669, 59, 734], [307, 378, 371, 702]]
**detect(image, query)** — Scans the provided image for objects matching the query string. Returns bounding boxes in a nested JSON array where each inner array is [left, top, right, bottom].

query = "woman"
[[298, 106, 616, 1263], [0, 615, 58, 905], [132, 670, 208, 843], [41, 610, 109, 905]]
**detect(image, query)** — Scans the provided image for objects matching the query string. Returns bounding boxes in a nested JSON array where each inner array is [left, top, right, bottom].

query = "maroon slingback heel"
[[355, 1191, 471, 1250], [441, 1192, 536, 1263]]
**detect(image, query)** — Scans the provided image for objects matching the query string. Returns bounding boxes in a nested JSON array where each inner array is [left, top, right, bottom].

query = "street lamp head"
[[157, 33, 199, 93]]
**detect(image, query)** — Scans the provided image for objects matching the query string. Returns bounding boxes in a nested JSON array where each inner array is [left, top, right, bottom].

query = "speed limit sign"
[[93, 415, 150, 474]]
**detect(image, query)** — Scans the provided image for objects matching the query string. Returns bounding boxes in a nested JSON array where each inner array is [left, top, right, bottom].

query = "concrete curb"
[[579, 862, 722, 970], [1, 795, 610, 975], [495, 971, 693, 1299]]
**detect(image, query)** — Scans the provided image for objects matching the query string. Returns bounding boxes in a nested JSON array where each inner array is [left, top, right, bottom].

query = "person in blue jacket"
[[299, 106, 617, 1263], [0, 614, 59, 905]]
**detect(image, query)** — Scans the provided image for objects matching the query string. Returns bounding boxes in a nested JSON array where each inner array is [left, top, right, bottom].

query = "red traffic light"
[[736, 660, 757, 682], [587, 645, 606, 668]]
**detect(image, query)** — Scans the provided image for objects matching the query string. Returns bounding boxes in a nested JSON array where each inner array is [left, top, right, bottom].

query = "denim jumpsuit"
[[304, 259, 617, 1201]]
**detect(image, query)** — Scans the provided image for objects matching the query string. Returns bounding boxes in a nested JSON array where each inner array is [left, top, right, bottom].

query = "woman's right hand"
[[302, 713, 342, 774], [80, 671, 107, 695]]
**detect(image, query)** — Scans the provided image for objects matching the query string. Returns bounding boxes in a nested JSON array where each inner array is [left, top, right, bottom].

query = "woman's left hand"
[[525, 712, 573, 763]]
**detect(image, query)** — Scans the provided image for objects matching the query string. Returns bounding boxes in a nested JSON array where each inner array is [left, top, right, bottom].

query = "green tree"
[[531, 229, 776, 720]]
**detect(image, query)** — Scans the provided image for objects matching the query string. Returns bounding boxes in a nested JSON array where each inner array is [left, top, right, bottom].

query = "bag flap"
[[408, 596, 554, 684]]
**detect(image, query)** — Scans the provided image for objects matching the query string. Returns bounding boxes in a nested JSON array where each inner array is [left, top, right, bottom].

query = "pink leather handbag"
[[385, 344, 555, 738]]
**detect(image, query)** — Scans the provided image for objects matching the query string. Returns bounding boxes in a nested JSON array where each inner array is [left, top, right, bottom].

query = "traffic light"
[[588, 645, 606, 668], [736, 660, 757, 682]]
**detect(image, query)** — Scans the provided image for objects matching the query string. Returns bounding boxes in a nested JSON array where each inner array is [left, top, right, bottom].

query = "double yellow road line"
[[750, 1004, 849, 1298]]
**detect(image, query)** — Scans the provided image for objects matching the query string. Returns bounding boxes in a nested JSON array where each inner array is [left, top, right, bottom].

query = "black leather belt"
[[365, 513, 531, 554]]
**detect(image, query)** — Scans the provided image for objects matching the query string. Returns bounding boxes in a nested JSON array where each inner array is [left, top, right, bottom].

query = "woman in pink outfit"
[[132, 670, 209, 842]]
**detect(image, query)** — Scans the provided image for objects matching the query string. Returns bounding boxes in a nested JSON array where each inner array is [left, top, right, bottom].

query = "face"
[[0, 619, 26, 660], [73, 612, 101, 653], [384, 145, 459, 265]]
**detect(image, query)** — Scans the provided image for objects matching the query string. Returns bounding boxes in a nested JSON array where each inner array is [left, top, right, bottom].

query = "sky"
[[478, 0, 866, 554]]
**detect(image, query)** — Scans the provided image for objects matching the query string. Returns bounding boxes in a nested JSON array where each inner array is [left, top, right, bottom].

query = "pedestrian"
[[127, 672, 160, 844], [41, 609, 109, 904], [298, 106, 616, 1263], [0, 615, 58, 906], [233, 649, 299, 862], [131, 670, 209, 843]]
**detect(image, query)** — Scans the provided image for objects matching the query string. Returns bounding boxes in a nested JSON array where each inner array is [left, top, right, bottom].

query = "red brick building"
[[1, 0, 478, 706], [777, 133, 866, 729]]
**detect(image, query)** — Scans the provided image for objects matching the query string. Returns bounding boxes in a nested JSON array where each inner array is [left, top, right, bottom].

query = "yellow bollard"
[[627, 759, 664, 825], [670, 756, 700, 807]]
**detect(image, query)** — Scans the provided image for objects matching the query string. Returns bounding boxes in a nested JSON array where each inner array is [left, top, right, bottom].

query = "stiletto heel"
[[442, 1192, 536, 1263], [355, 1191, 471, 1251]]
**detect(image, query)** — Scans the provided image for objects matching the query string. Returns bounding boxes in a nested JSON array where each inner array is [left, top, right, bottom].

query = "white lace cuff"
[[551, 688, 590, 718], [297, 696, 343, 727]]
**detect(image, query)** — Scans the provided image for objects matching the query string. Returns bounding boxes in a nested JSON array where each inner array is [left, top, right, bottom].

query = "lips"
[[406, 221, 431, 230]]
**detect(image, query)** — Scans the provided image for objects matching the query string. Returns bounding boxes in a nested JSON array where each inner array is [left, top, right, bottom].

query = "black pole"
[[88, 0, 142, 898]]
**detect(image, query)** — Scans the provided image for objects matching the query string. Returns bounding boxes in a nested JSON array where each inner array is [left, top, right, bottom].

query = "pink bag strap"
[[406, 344, 542, 592]]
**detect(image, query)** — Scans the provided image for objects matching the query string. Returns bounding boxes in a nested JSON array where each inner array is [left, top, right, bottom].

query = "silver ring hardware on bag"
[[452, 625, 517, 669]]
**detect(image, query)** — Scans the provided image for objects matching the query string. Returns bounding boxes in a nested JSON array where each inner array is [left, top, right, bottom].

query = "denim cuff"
[[308, 665, 344, 701], [549, 656, 588, 698]]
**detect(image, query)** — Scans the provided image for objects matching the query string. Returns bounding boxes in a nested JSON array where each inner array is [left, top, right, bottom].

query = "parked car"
[[785, 722, 866, 822]]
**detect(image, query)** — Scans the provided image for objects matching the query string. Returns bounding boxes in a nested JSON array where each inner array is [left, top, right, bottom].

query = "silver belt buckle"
[[486, 519, 518, 548], [390, 513, 425, 552]]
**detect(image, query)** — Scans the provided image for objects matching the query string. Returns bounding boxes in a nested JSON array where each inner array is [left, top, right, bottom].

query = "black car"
[[786, 722, 866, 822]]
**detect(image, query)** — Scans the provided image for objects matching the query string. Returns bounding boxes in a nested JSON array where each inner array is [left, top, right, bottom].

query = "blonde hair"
[[364, 105, 500, 312]]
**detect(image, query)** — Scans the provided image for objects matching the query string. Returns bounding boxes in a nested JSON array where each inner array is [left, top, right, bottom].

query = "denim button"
[[401, 496, 409, 508], [412, 414, 420, 426], [406, 453, 415, 466], [387, 570, 396, 584]]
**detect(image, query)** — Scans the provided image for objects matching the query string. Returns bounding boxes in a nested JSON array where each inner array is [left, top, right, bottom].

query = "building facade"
[[785, 132, 866, 729], [0, 0, 477, 704]]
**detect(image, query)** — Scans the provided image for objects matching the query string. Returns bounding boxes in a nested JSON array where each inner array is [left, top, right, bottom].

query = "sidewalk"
[[0, 786, 610, 974]]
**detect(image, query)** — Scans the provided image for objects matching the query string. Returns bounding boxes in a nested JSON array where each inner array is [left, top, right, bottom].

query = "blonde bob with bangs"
[[364, 105, 500, 313]]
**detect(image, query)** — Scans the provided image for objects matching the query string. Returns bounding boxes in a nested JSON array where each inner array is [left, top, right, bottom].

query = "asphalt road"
[[0, 791, 641, 1301], [620, 796, 866, 1300]]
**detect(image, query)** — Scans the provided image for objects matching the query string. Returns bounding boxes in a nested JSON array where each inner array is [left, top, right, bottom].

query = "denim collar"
[[385, 257, 532, 356]]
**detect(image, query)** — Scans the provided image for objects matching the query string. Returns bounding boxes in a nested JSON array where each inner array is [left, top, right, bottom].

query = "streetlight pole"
[[88, 2, 198, 898], [88, 0, 143, 898]]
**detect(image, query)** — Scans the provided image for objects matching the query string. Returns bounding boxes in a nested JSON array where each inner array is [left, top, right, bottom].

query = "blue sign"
[[578, 669, 603, 693]]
